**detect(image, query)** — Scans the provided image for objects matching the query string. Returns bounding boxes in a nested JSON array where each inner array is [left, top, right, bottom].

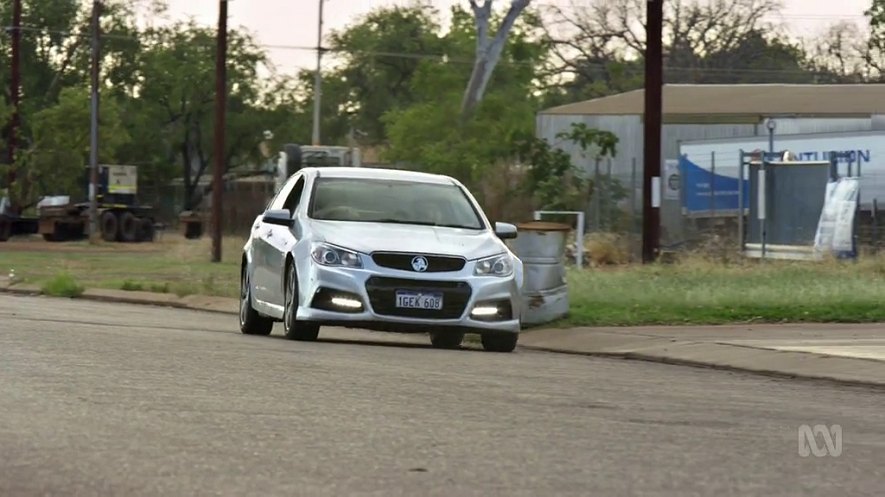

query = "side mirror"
[[494, 222, 518, 240], [263, 209, 293, 227]]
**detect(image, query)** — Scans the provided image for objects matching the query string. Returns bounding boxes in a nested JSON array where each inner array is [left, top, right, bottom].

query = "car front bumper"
[[295, 257, 522, 334]]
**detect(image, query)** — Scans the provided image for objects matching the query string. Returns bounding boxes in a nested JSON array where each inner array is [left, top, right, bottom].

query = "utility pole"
[[311, 0, 325, 145], [211, 0, 228, 263], [642, 0, 664, 263], [6, 0, 22, 213], [88, 1, 102, 243]]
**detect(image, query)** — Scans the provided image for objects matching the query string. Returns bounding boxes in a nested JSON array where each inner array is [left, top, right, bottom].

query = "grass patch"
[[561, 255, 885, 327], [3, 235, 241, 299], [8, 233, 885, 327], [41, 272, 85, 298]]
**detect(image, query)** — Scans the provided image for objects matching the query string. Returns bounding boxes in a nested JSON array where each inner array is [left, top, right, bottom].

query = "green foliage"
[[42, 272, 85, 298], [323, 4, 446, 142], [133, 20, 271, 208], [562, 257, 885, 326], [0, 0, 301, 212], [868, 0, 885, 52], [14, 86, 130, 206], [512, 123, 619, 211], [381, 4, 550, 191]]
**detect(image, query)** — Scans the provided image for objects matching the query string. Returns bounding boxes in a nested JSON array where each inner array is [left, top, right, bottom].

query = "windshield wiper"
[[371, 218, 436, 226], [371, 219, 480, 229]]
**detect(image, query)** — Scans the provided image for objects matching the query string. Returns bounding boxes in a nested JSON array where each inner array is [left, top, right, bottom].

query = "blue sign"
[[679, 155, 749, 213]]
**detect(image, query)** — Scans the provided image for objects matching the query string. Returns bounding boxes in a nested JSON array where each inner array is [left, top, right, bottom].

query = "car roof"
[[304, 166, 457, 185]]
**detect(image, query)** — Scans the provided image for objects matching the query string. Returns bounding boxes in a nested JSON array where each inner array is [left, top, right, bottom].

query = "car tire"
[[239, 266, 273, 336], [284, 262, 320, 341], [480, 332, 518, 353], [429, 330, 464, 349]]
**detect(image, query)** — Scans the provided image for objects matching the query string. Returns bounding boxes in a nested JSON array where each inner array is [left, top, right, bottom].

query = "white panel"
[[651, 177, 661, 208], [757, 170, 766, 220]]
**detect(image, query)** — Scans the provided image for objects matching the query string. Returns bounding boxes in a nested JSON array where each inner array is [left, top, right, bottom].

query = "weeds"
[[41, 273, 85, 298]]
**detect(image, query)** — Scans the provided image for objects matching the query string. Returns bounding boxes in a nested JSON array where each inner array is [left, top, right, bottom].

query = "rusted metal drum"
[[509, 221, 571, 325]]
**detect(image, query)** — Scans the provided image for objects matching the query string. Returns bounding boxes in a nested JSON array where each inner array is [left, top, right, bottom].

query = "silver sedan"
[[239, 166, 524, 352]]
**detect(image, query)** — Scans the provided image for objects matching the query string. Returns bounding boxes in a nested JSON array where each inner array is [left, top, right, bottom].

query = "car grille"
[[365, 276, 472, 319], [371, 252, 466, 273]]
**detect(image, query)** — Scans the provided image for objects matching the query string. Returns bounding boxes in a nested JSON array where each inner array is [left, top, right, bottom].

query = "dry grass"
[[1, 234, 244, 298]]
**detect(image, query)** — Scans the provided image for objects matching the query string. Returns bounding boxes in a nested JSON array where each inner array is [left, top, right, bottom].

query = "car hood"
[[305, 220, 507, 259]]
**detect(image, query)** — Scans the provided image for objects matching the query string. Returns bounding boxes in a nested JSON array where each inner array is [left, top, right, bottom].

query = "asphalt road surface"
[[2, 294, 883, 497]]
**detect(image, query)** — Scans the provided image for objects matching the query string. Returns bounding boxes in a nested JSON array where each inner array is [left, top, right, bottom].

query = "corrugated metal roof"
[[539, 84, 885, 117]]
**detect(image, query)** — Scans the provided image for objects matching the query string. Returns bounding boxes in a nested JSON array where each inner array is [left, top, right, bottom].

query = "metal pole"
[[593, 157, 600, 230], [605, 158, 612, 230], [211, 0, 228, 263], [762, 119, 775, 259], [873, 198, 879, 255], [710, 151, 716, 222], [642, 0, 663, 263], [311, 0, 325, 146], [6, 0, 22, 208], [631, 157, 638, 230], [88, 1, 101, 243], [738, 151, 745, 252]]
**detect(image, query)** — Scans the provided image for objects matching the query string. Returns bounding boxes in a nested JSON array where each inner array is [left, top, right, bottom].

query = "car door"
[[258, 174, 308, 309], [252, 175, 299, 306]]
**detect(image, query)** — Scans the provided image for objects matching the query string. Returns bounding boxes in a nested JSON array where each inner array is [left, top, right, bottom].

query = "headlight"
[[474, 253, 514, 277], [310, 243, 363, 268]]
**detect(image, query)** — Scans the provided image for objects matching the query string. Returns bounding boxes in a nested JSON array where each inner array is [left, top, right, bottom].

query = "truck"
[[0, 164, 158, 243], [177, 143, 362, 239]]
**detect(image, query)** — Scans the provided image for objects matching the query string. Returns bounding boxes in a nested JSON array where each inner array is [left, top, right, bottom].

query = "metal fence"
[[552, 152, 884, 265], [140, 179, 275, 237]]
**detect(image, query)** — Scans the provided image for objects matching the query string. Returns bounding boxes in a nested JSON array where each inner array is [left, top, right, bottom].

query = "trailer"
[[35, 165, 157, 243], [677, 129, 885, 216], [0, 196, 38, 241]]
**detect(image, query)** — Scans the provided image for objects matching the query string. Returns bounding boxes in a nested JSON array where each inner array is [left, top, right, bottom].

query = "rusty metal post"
[[642, 0, 663, 263], [88, 1, 102, 243], [212, 0, 228, 262], [6, 0, 23, 212]]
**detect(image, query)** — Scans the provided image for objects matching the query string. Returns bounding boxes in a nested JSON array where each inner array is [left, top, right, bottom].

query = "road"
[[1, 295, 883, 496]]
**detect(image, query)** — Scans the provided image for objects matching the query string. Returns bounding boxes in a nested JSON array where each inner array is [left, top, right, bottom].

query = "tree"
[[461, 0, 532, 121], [10, 86, 129, 208], [541, 0, 815, 102], [513, 122, 618, 212], [316, 4, 447, 144], [865, 0, 885, 78], [133, 20, 268, 209], [382, 4, 550, 190], [803, 21, 871, 83]]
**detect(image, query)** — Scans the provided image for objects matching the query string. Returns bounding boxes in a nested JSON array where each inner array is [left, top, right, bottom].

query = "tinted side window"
[[269, 174, 300, 211], [282, 177, 305, 213]]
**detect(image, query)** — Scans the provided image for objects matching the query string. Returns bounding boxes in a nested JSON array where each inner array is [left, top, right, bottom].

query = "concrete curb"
[[3, 285, 884, 387], [519, 344, 885, 389], [0, 285, 239, 316]]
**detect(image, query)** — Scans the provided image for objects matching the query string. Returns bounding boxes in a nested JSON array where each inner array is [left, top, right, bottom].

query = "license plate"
[[395, 291, 444, 310]]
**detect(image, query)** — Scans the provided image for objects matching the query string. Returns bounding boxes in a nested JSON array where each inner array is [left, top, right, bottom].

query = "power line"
[[6, 23, 880, 79]]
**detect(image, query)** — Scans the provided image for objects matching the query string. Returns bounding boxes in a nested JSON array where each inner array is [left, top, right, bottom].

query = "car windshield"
[[308, 177, 485, 229]]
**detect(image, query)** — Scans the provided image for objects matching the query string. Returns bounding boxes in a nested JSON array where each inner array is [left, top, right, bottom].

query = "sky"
[[155, 0, 875, 74]]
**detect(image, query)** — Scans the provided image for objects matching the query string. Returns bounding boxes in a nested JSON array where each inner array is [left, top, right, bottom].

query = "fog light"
[[311, 288, 363, 313], [331, 296, 362, 309], [471, 305, 499, 317]]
